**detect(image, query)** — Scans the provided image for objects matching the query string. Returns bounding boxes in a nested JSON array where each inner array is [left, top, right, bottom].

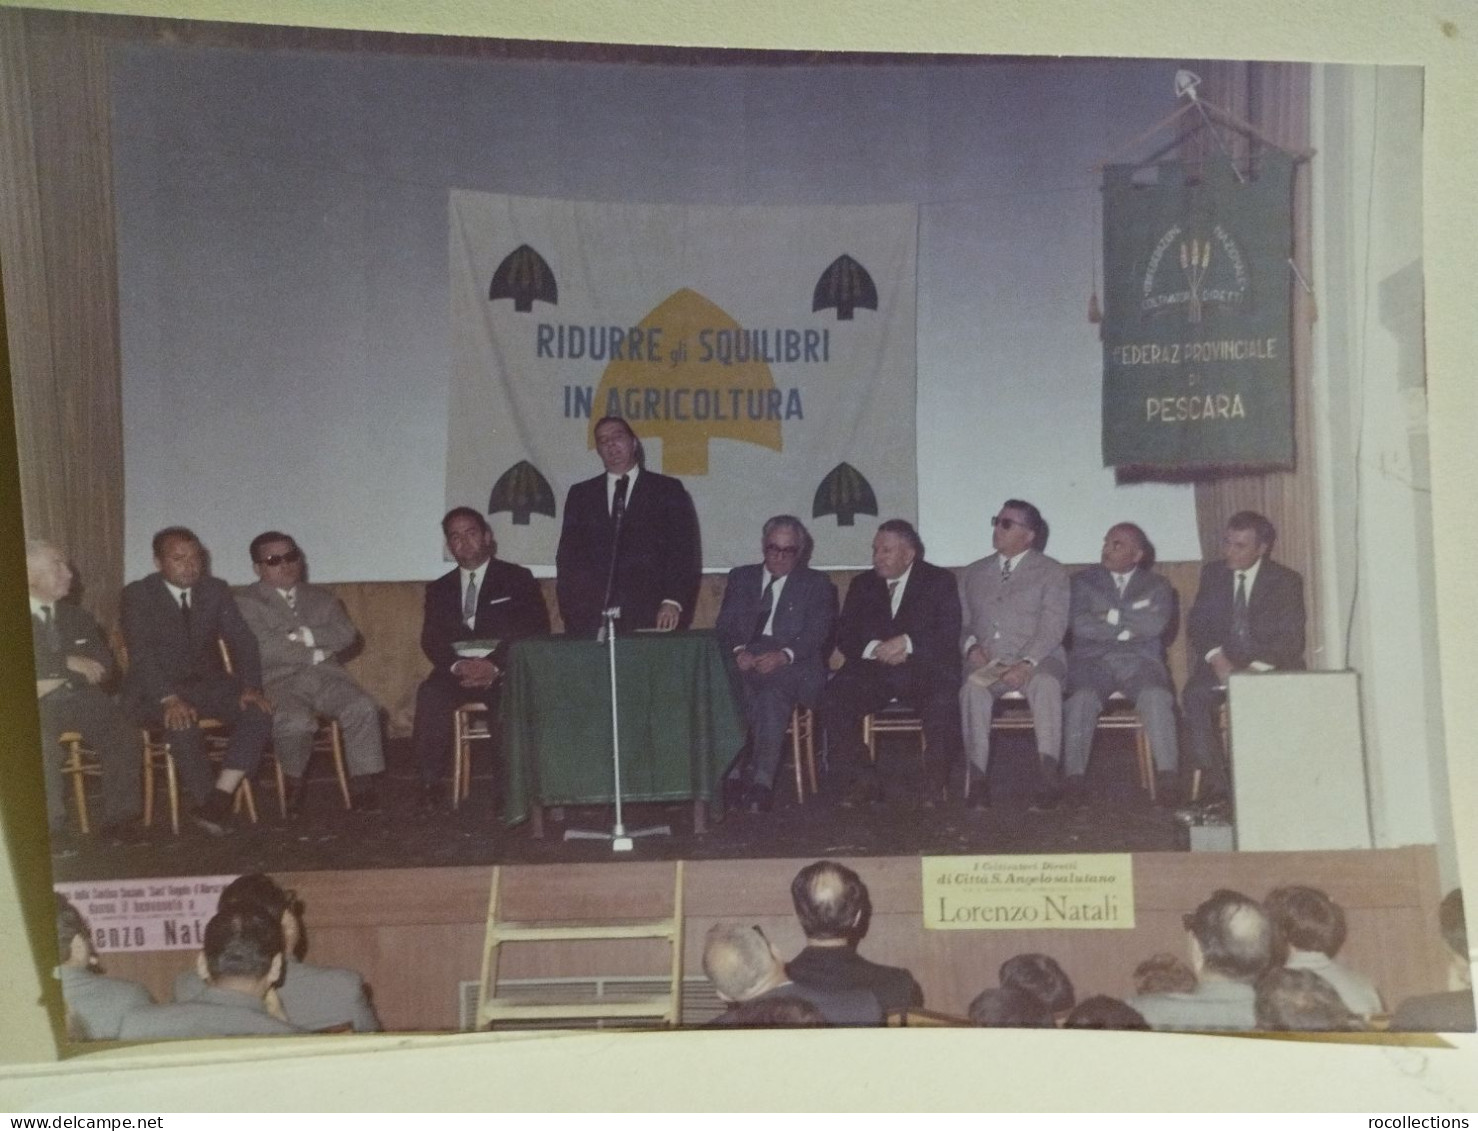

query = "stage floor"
[[50, 730, 1188, 883]]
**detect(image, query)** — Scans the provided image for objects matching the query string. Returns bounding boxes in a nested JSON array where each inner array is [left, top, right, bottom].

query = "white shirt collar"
[[163, 579, 191, 603], [1001, 549, 1030, 572], [29, 596, 53, 617], [1234, 556, 1264, 592]]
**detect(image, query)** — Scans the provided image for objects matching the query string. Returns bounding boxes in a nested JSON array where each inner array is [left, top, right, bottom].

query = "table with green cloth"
[[500, 630, 746, 834]]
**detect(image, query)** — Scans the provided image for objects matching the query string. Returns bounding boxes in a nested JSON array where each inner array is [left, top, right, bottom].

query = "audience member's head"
[[967, 986, 1055, 1028], [720, 995, 829, 1028], [998, 952, 1075, 1015], [702, 923, 785, 1004], [1184, 889, 1274, 984], [200, 906, 285, 995], [791, 860, 867, 943], [1265, 884, 1347, 958], [55, 895, 94, 969], [1064, 995, 1150, 1030], [1255, 967, 1364, 1031], [218, 872, 304, 959], [1133, 952, 1198, 996]]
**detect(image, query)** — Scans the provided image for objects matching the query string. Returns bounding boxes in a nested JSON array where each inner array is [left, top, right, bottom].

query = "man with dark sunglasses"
[[714, 515, 837, 813], [235, 531, 386, 814]]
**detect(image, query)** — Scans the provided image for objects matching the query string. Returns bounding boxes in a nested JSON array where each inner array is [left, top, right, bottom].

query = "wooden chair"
[[986, 689, 1157, 798], [57, 732, 101, 834], [863, 700, 926, 766], [260, 717, 352, 818], [785, 704, 819, 803], [452, 701, 491, 808], [476, 861, 685, 1029]]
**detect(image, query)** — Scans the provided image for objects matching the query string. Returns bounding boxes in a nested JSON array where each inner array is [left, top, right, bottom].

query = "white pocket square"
[[484, 596, 511, 606], [1131, 598, 1151, 609]]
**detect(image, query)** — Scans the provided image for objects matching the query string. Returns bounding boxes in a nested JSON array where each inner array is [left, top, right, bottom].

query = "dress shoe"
[[1153, 773, 1180, 809], [190, 789, 235, 837], [49, 829, 80, 858], [1062, 777, 1090, 810], [964, 780, 991, 809], [1173, 795, 1233, 827], [743, 784, 773, 814], [1028, 786, 1063, 813], [418, 783, 443, 811], [723, 774, 749, 810], [839, 776, 881, 808], [350, 782, 382, 813]]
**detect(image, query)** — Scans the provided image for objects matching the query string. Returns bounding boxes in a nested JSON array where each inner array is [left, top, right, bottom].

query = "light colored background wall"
[[112, 47, 1202, 582]]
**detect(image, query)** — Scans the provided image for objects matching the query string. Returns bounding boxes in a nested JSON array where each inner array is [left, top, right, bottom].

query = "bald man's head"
[[1186, 889, 1274, 983], [791, 860, 867, 941], [702, 923, 784, 1003]]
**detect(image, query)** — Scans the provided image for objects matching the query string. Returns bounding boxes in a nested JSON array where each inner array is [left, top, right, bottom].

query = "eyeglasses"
[[991, 516, 1025, 531], [763, 544, 799, 557], [256, 549, 302, 567]]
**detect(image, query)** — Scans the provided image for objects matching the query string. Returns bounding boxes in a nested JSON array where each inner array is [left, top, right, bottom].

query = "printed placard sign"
[[921, 854, 1135, 930]]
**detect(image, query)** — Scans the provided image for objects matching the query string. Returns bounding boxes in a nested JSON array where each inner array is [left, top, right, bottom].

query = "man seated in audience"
[[957, 499, 1069, 809], [1128, 888, 1273, 1031], [966, 986, 1054, 1028], [411, 507, 549, 809], [999, 952, 1075, 1023], [175, 872, 380, 1032], [1063, 996, 1149, 1030], [1061, 522, 1179, 807], [1132, 952, 1198, 996], [120, 905, 300, 1039], [55, 895, 153, 1039], [784, 860, 924, 1013], [1254, 968, 1363, 1032], [1264, 884, 1382, 1017], [28, 539, 145, 847], [121, 526, 273, 837], [703, 922, 882, 1026], [1389, 889, 1475, 1032], [715, 515, 837, 814], [1179, 511, 1305, 823], [821, 519, 961, 808], [235, 531, 385, 814]]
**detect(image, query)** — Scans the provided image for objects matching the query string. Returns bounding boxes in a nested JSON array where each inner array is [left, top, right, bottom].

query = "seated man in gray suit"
[[1128, 889, 1273, 1032], [120, 905, 301, 1039], [174, 872, 380, 1033], [703, 922, 882, 1027], [714, 515, 837, 814], [957, 499, 1069, 809], [55, 895, 153, 1040], [235, 532, 385, 815], [1062, 522, 1179, 807]]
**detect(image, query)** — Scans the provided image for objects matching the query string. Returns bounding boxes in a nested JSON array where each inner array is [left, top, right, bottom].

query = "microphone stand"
[[565, 483, 670, 851]]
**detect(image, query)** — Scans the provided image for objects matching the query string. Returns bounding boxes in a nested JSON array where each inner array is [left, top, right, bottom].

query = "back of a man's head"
[[720, 995, 829, 1028], [1188, 889, 1274, 983], [56, 895, 90, 965], [203, 906, 285, 985], [791, 860, 866, 941], [702, 923, 780, 1003], [998, 952, 1075, 1014], [1264, 884, 1346, 957], [1255, 968, 1362, 1031], [218, 873, 291, 921], [967, 986, 1054, 1028], [1064, 995, 1150, 1030]]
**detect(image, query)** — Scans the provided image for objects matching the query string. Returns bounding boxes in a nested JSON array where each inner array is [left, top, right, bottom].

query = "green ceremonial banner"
[[1101, 153, 1296, 468]]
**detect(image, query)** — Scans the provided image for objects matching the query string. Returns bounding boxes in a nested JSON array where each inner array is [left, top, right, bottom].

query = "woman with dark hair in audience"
[[1254, 967, 1365, 1031], [999, 952, 1075, 1021], [1264, 884, 1382, 1017], [1132, 952, 1197, 996], [967, 986, 1055, 1028]]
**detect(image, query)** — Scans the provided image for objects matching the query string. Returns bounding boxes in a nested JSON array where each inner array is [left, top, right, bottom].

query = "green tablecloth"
[[500, 630, 745, 826]]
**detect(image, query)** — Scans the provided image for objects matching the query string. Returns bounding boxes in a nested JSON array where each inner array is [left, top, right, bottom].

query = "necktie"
[[1232, 571, 1250, 643], [887, 578, 900, 616], [1001, 559, 1013, 582], [463, 572, 479, 627], [40, 605, 60, 652], [612, 474, 629, 520], [285, 589, 297, 611], [1115, 573, 1127, 597], [751, 576, 776, 641], [179, 590, 192, 633]]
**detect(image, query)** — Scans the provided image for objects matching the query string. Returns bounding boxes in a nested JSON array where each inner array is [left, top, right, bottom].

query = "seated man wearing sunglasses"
[[235, 531, 386, 814]]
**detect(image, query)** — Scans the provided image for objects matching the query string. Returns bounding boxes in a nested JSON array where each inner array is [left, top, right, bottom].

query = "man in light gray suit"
[[714, 515, 837, 814], [1062, 522, 1179, 806], [957, 499, 1070, 809], [235, 532, 385, 814], [55, 895, 153, 1040]]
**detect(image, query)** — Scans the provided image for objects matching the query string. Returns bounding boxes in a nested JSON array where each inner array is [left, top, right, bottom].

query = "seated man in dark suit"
[[119, 905, 301, 1039], [555, 415, 701, 637], [714, 515, 837, 813], [703, 922, 881, 1027], [55, 895, 153, 1040], [121, 526, 272, 837], [1180, 510, 1305, 818], [174, 872, 380, 1032], [1389, 889, 1475, 1032], [411, 507, 550, 808], [820, 519, 961, 807], [1062, 522, 1180, 807], [28, 539, 144, 846], [784, 860, 924, 1014]]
